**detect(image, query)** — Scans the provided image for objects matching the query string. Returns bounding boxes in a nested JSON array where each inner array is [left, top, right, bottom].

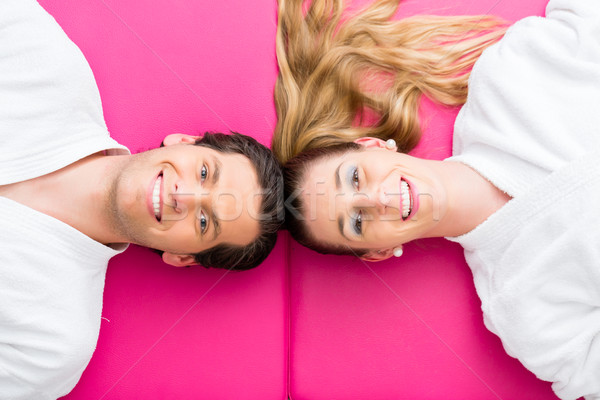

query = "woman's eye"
[[199, 211, 208, 234], [352, 168, 359, 189], [200, 165, 208, 181], [353, 211, 362, 235]]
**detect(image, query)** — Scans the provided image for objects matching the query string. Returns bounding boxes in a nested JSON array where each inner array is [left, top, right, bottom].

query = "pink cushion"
[[42, 0, 287, 398], [38, 0, 558, 398], [289, 1, 555, 398], [289, 241, 555, 399]]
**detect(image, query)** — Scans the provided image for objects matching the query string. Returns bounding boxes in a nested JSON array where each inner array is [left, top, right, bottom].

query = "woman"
[[278, 0, 600, 398]]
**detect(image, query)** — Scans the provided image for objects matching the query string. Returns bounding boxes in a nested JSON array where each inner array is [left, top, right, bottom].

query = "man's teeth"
[[401, 180, 411, 219], [153, 175, 162, 219]]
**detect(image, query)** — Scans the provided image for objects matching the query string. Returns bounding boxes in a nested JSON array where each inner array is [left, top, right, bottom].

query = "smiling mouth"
[[152, 172, 163, 222], [400, 179, 413, 220]]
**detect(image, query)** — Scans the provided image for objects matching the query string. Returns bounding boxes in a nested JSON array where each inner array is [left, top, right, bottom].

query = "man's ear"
[[360, 248, 394, 262], [162, 133, 202, 147], [162, 252, 197, 267], [353, 137, 395, 150]]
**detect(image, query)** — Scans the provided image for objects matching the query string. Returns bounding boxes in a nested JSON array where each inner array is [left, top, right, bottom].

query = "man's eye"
[[200, 165, 208, 181], [199, 211, 208, 234], [352, 167, 359, 189], [353, 211, 362, 235]]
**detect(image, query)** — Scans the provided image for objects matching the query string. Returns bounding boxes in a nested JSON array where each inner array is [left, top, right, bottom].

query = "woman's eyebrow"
[[337, 215, 349, 241], [335, 162, 351, 240], [335, 163, 342, 190]]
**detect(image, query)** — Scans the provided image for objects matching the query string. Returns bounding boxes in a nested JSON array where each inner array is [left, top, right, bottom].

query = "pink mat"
[[35, 0, 558, 398]]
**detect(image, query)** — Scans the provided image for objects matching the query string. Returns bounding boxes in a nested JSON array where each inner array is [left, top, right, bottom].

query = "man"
[[0, 0, 283, 398]]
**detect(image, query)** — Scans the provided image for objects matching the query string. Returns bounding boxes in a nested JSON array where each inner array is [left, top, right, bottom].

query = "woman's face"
[[298, 138, 449, 260]]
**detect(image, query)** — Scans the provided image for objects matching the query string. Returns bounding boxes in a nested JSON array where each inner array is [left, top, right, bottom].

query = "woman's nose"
[[350, 188, 390, 214]]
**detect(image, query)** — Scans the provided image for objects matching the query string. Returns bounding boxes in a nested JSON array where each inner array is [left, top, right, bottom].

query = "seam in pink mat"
[[285, 232, 293, 400]]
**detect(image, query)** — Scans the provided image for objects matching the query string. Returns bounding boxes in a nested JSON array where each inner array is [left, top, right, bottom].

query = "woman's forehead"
[[303, 155, 343, 190]]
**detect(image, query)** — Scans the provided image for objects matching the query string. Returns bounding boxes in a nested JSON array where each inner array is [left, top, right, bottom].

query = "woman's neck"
[[429, 160, 512, 238]]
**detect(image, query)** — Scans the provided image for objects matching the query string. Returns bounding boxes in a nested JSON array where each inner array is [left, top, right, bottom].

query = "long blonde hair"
[[273, 0, 507, 163]]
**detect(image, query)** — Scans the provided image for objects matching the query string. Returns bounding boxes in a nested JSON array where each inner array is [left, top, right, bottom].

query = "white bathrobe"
[[447, 0, 600, 399], [0, 0, 129, 398]]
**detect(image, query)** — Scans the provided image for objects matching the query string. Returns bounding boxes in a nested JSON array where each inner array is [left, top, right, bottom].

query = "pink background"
[[35, 0, 556, 399]]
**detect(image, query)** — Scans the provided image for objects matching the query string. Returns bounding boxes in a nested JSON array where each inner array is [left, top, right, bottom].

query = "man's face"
[[107, 135, 262, 265]]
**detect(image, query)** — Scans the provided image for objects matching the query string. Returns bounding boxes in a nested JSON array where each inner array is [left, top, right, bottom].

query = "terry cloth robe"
[[0, 0, 129, 398], [447, 0, 600, 398]]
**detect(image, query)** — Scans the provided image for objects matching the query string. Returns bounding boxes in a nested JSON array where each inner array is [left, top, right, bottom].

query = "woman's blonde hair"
[[273, 0, 507, 163]]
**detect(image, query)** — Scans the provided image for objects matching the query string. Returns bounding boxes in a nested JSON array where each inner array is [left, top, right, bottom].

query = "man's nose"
[[171, 182, 210, 215]]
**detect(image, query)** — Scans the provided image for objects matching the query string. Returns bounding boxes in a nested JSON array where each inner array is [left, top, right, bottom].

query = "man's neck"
[[0, 153, 130, 246]]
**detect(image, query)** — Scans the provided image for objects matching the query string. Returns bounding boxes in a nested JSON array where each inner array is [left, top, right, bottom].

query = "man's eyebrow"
[[337, 215, 349, 241], [212, 157, 222, 185], [211, 209, 221, 241], [335, 163, 342, 190], [209, 157, 222, 240]]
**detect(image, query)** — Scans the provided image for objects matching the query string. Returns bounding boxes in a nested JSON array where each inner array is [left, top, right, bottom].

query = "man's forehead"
[[216, 193, 262, 245], [213, 155, 262, 219], [218, 154, 258, 185]]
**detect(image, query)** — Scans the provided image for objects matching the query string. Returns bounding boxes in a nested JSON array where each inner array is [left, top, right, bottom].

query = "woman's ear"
[[162, 252, 197, 267], [162, 133, 202, 147], [353, 137, 396, 151], [360, 248, 394, 262]]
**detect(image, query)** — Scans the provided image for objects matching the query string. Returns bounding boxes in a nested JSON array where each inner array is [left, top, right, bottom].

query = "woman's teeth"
[[153, 174, 162, 220], [401, 179, 412, 219]]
